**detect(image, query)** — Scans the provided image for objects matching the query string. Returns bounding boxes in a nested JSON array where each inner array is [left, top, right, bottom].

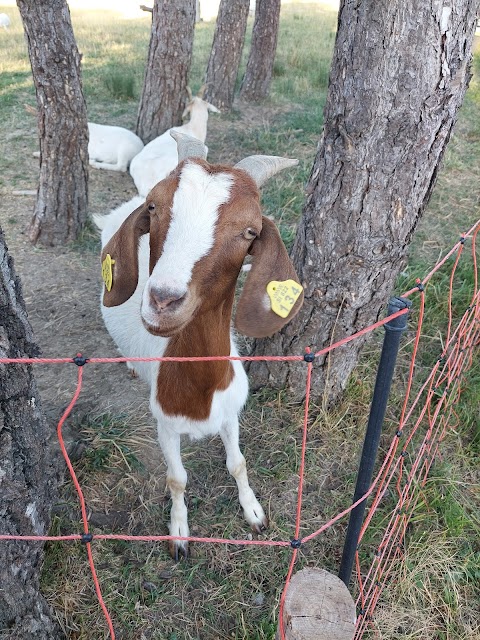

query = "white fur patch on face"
[[147, 162, 233, 295]]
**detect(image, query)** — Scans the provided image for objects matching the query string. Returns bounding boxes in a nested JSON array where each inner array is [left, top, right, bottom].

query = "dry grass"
[[374, 534, 480, 639], [41, 384, 375, 639]]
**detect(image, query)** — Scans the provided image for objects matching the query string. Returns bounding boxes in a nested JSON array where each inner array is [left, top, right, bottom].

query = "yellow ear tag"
[[266, 279, 303, 318], [101, 254, 115, 292]]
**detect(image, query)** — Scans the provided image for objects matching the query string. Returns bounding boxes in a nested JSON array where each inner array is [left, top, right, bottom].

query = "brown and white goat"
[[99, 132, 303, 558]]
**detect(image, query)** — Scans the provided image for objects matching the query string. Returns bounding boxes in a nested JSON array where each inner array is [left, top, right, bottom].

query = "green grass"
[[0, 2, 479, 639], [74, 412, 145, 473], [104, 68, 136, 101], [71, 217, 101, 254]]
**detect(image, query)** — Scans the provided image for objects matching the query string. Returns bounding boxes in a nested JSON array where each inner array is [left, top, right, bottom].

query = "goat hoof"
[[251, 515, 269, 535], [169, 540, 189, 562]]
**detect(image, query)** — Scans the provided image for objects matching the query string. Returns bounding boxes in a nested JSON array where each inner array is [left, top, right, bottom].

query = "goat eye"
[[243, 228, 257, 240], [148, 203, 156, 212]]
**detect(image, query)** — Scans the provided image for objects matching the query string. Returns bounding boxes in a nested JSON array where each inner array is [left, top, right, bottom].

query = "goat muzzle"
[[149, 287, 186, 313]]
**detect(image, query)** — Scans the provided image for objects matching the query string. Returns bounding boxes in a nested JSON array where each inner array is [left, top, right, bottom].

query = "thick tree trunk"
[[0, 228, 61, 638], [249, 0, 479, 402], [239, 0, 281, 102], [204, 0, 250, 110], [136, 0, 196, 143], [16, 0, 88, 247]]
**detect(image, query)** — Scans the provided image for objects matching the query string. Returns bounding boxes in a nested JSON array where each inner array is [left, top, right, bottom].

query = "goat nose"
[[149, 287, 185, 312]]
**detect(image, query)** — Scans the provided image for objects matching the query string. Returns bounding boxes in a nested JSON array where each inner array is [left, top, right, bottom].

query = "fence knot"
[[290, 538, 302, 549], [81, 533, 93, 544], [303, 348, 315, 363], [73, 353, 88, 366]]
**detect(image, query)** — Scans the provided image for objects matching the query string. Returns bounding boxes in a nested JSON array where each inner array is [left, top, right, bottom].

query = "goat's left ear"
[[207, 101, 220, 114], [235, 217, 304, 338]]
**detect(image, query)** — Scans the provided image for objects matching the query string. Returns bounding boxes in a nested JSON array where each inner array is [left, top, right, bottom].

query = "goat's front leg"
[[156, 425, 190, 560], [220, 416, 268, 533]]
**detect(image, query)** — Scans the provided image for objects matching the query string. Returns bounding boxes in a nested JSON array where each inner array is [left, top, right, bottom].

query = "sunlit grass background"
[[0, 2, 479, 639]]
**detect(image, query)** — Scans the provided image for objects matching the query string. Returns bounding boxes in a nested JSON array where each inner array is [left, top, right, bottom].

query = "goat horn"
[[170, 131, 208, 163], [234, 156, 299, 188], [197, 83, 207, 98], [186, 85, 193, 101]]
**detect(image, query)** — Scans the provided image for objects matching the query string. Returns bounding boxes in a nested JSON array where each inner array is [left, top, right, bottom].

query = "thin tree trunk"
[[16, 0, 88, 247], [0, 228, 61, 638], [239, 0, 281, 102], [248, 0, 479, 402], [204, 0, 250, 110], [136, 0, 196, 143]]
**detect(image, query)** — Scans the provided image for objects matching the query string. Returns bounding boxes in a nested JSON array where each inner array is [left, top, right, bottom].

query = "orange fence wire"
[[1, 219, 479, 639]]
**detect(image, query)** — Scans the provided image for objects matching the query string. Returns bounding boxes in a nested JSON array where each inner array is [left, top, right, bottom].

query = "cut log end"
[[277, 568, 356, 640]]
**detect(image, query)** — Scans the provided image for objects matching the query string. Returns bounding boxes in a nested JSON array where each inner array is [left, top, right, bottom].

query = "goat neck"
[[157, 292, 236, 421], [183, 103, 209, 143]]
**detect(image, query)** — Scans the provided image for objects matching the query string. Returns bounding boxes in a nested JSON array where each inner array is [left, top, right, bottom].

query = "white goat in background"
[[88, 122, 144, 172], [33, 122, 144, 170], [130, 86, 220, 197], [98, 132, 302, 559]]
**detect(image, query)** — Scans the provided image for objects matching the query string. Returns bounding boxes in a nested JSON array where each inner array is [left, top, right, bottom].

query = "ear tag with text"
[[266, 279, 303, 318], [101, 254, 115, 292]]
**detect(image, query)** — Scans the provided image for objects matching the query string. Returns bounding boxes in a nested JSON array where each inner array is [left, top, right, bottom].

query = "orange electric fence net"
[[1, 219, 479, 639]]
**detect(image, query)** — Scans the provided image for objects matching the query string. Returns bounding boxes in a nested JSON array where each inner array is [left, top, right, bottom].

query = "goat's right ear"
[[206, 102, 220, 114], [101, 203, 150, 307]]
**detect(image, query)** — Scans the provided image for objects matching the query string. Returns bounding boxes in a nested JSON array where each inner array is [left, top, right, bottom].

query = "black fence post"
[[338, 296, 411, 588]]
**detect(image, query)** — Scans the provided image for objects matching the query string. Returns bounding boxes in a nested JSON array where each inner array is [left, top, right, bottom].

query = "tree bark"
[[136, 0, 196, 143], [0, 228, 61, 638], [16, 0, 89, 247], [248, 0, 479, 403], [204, 0, 250, 110], [239, 0, 281, 102]]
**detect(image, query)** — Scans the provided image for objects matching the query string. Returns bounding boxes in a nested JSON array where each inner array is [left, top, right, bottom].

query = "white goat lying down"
[[129, 88, 219, 197], [98, 132, 303, 559], [88, 122, 144, 172], [0, 13, 11, 29]]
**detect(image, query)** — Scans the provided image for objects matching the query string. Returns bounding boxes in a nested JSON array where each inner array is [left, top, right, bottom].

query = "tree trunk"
[[0, 228, 61, 638], [16, 0, 89, 247], [239, 0, 281, 102], [136, 0, 196, 143], [248, 0, 478, 403], [204, 0, 250, 110]]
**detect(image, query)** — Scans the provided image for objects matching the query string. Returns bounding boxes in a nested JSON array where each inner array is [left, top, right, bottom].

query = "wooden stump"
[[277, 568, 356, 640]]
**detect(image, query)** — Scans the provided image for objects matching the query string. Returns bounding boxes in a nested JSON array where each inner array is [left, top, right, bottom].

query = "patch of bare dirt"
[[2, 163, 151, 426]]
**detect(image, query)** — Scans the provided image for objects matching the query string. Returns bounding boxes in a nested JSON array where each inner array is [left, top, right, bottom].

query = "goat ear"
[[197, 83, 207, 98], [206, 102, 220, 113], [101, 203, 150, 307], [235, 217, 304, 338]]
